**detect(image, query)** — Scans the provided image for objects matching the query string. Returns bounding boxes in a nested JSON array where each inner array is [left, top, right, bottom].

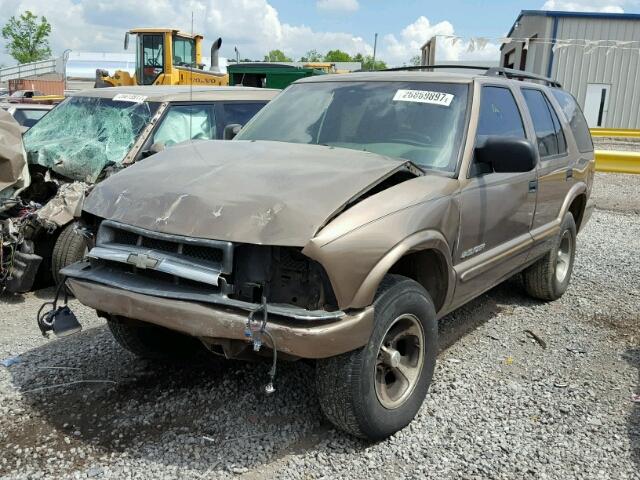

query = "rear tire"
[[107, 317, 202, 360], [51, 223, 87, 287], [523, 212, 577, 301], [316, 275, 438, 440]]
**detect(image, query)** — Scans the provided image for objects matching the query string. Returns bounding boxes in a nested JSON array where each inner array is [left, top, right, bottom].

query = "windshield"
[[237, 81, 469, 171], [23, 96, 159, 182]]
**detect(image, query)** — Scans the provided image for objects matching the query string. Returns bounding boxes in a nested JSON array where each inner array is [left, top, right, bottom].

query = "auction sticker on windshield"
[[393, 90, 454, 107], [113, 94, 148, 104]]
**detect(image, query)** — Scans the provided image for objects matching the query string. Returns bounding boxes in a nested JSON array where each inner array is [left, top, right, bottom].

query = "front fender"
[[350, 229, 455, 310], [303, 195, 458, 310]]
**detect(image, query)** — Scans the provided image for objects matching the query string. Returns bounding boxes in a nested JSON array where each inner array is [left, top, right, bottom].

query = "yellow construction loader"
[[95, 28, 228, 87]]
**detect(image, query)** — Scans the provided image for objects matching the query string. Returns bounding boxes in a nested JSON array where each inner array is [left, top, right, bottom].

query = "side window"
[[522, 89, 566, 158], [548, 97, 567, 155], [476, 86, 526, 140], [551, 89, 594, 153], [152, 104, 216, 147], [221, 102, 267, 129], [172, 37, 195, 67]]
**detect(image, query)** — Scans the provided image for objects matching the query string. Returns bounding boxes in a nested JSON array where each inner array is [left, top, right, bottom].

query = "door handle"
[[528, 179, 538, 192]]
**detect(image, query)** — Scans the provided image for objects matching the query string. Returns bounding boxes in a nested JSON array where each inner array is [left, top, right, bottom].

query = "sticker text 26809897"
[[392, 89, 454, 107]]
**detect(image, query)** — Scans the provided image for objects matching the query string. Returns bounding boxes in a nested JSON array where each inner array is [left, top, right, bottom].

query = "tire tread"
[[107, 318, 199, 360], [51, 223, 87, 286], [316, 274, 436, 440], [523, 212, 576, 301]]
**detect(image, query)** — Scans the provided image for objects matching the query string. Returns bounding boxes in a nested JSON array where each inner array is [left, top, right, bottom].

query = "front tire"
[[523, 212, 577, 301], [316, 275, 437, 440], [52, 223, 88, 287], [107, 317, 202, 360]]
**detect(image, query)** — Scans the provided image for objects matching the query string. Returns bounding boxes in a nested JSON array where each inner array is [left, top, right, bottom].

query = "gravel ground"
[[590, 173, 640, 215], [591, 139, 640, 214], [593, 137, 640, 153], [1, 173, 639, 480]]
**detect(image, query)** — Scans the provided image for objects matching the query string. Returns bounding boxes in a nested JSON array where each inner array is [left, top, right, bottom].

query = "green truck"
[[227, 63, 325, 89]]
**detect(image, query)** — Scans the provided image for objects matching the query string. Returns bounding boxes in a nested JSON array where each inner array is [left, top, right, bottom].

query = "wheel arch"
[[559, 182, 588, 232], [568, 192, 587, 232], [349, 230, 455, 315]]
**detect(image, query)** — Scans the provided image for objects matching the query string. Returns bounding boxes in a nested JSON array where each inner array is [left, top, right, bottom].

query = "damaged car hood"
[[84, 140, 421, 245]]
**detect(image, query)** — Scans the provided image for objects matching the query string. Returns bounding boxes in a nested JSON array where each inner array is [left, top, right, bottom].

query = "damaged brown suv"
[[60, 68, 595, 440]]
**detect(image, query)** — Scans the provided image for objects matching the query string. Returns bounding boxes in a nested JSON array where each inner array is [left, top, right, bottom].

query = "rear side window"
[[522, 89, 567, 158], [476, 86, 526, 140], [551, 89, 594, 153]]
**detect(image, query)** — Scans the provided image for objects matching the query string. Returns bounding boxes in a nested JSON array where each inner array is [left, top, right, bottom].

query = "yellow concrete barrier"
[[590, 128, 640, 138], [595, 150, 640, 174]]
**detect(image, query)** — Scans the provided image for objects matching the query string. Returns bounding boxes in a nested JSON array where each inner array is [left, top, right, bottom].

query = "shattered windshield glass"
[[23, 96, 159, 182]]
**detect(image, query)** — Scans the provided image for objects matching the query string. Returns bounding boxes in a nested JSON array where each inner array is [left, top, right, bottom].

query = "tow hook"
[[245, 295, 278, 395], [36, 279, 82, 338]]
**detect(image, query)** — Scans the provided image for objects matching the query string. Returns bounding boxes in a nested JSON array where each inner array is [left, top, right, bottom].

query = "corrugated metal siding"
[[552, 17, 640, 129]]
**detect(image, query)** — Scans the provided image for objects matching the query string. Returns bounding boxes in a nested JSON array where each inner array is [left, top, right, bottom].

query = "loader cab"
[[127, 29, 203, 85]]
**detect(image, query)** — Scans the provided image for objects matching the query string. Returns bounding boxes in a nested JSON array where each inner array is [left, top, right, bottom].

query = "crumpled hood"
[[84, 140, 417, 245]]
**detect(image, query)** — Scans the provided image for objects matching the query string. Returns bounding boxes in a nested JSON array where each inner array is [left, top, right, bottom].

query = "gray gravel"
[[593, 137, 640, 152], [590, 172, 640, 214], [1, 172, 639, 479]]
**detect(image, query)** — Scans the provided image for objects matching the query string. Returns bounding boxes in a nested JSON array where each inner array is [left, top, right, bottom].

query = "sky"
[[0, 0, 639, 67]]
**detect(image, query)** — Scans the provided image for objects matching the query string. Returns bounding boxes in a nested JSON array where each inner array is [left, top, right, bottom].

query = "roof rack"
[[485, 67, 562, 88], [382, 64, 562, 88], [384, 65, 492, 72]]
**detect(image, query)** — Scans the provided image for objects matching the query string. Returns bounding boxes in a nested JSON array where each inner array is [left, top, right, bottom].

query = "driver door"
[[138, 34, 164, 85], [453, 85, 537, 305]]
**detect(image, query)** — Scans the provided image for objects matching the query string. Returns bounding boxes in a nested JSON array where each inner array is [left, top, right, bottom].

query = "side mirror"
[[223, 123, 242, 140], [124, 32, 130, 50], [474, 136, 537, 173], [141, 141, 165, 158]]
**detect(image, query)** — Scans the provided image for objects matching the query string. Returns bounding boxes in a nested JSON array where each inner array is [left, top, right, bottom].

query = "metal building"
[[500, 10, 640, 129]]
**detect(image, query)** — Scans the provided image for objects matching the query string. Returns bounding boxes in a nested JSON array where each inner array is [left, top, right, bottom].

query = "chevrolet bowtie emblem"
[[126, 252, 159, 269]]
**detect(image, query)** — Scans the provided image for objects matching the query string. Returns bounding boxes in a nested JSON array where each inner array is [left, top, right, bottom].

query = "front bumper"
[[64, 271, 374, 359]]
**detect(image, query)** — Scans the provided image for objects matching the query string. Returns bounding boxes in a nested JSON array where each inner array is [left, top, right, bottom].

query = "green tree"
[[264, 49, 292, 62], [1, 11, 52, 64], [409, 55, 422, 66], [299, 49, 323, 62], [353, 53, 387, 71], [324, 49, 352, 62]]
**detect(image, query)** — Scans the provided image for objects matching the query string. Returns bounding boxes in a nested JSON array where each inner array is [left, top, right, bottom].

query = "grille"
[[182, 244, 223, 263], [97, 221, 234, 274], [106, 226, 226, 265], [105, 260, 214, 291], [113, 229, 138, 246], [141, 236, 178, 254]]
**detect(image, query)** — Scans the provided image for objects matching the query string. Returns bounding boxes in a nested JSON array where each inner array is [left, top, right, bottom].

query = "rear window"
[[522, 89, 567, 158], [551, 89, 593, 153]]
